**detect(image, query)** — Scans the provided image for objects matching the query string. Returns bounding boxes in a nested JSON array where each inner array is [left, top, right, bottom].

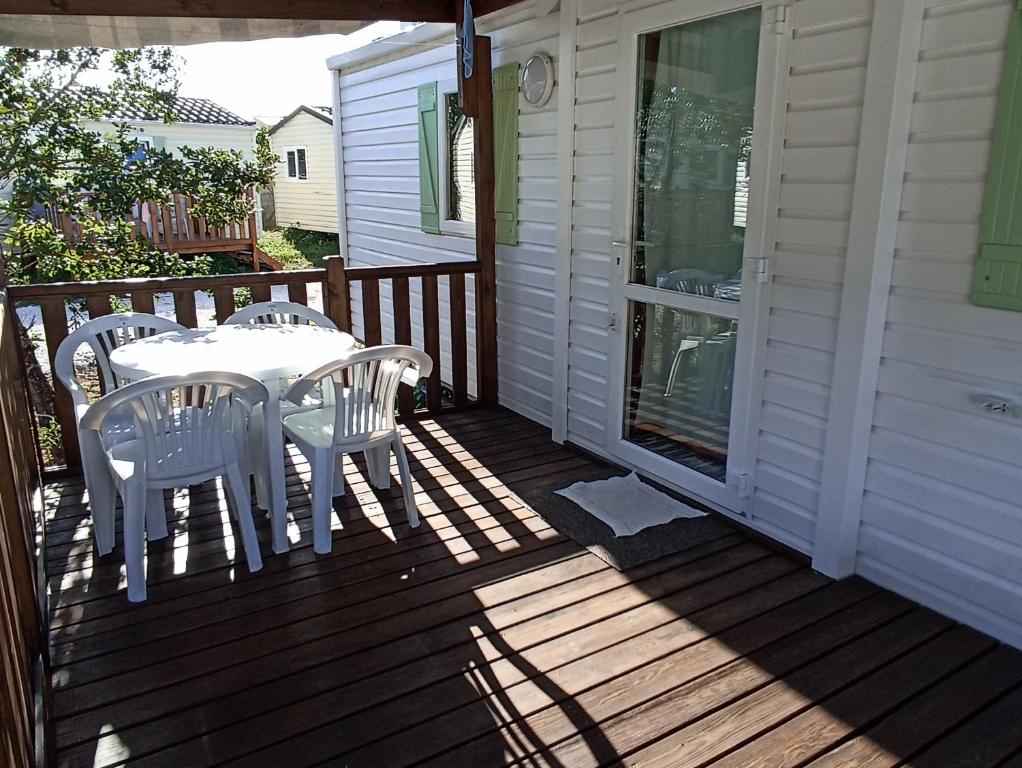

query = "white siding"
[[271, 111, 339, 233], [564, 0, 873, 554], [328, 0, 1022, 649], [857, 0, 1022, 648], [82, 120, 256, 158], [336, 2, 559, 425], [749, 0, 872, 553]]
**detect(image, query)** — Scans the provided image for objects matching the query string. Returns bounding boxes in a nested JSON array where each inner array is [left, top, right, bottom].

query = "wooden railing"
[[0, 286, 48, 767], [8, 256, 492, 472], [43, 189, 277, 271]]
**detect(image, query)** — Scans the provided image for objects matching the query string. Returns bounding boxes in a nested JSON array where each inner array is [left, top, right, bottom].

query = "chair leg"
[[332, 453, 346, 497], [145, 489, 168, 540], [225, 462, 263, 573], [122, 481, 148, 603], [249, 407, 269, 511], [365, 446, 391, 490], [81, 431, 116, 556], [392, 438, 419, 528], [310, 448, 335, 554]]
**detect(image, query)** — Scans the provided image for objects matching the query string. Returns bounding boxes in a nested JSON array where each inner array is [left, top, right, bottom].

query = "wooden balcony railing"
[[7, 256, 492, 472], [0, 285, 48, 768], [42, 189, 278, 271]]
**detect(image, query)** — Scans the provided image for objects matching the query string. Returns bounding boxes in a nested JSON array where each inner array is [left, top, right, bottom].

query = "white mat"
[[555, 472, 707, 537]]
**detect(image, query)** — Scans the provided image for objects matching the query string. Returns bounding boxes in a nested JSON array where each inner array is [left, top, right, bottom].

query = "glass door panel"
[[622, 7, 760, 481], [626, 302, 737, 482]]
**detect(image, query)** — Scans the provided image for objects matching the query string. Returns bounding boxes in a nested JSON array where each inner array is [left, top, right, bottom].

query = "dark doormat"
[[514, 464, 736, 571]]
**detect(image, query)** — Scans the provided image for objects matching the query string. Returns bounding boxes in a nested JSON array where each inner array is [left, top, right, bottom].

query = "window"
[[285, 147, 308, 181], [438, 83, 476, 236], [126, 136, 153, 164]]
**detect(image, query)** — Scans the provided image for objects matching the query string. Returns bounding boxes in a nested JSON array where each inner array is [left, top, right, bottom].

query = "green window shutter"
[[493, 62, 520, 246], [151, 136, 166, 151], [417, 83, 441, 235], [972, 4, 1022, 309]]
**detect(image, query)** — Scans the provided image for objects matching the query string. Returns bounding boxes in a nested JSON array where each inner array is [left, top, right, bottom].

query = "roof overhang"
[[0, 0, 524, 48], [268, 104, 331, 134], [326, 22, 453, 71]]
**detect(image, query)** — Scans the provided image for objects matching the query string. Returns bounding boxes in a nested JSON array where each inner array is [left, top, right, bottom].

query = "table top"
[[108, 324, 357, 383]]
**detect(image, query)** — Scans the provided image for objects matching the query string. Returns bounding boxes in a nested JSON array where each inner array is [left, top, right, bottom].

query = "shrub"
[[257, 230, 310, 270], [282, 226, 338, 268]]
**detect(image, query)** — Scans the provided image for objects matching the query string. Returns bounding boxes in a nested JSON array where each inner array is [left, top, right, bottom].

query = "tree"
[[0, 46, 277, 284]]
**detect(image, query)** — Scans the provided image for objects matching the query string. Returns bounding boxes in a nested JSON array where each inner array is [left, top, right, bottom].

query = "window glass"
[[286, 150, 297, 179], [296, 148, 308, 180], [445, 93, 475, 223], [630, 8, 760, 300]]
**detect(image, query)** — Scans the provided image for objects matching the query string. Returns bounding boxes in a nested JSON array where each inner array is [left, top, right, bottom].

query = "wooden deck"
[[43, 408, 1022, 767]]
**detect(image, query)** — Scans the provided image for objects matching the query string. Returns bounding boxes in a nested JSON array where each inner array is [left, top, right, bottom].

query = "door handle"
[[612, 241, 630, 248]]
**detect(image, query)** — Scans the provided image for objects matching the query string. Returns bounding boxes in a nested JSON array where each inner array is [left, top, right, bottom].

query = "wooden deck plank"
[[47, 425, 569, 592], [57, 537, 747, 755], [41, 409, 1022, 768], [45, 425, 564, 570], [223, 562, 829, 768], [98, 541, 768, 766], [429, 577, 883, 768], [903, 684, 1022, 768], [706, 625, 996, 768], [502, 600, 932, 768], [805, 645, 1022, 768]]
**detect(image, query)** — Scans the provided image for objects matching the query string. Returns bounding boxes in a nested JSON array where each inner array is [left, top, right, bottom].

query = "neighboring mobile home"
[[328, 0, 1022, 649], [268, 105, 339, 233], [84, 95, 258, 161]]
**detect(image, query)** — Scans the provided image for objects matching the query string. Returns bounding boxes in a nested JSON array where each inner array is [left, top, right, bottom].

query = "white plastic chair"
[[224, 301, 337, 329], [282, 345, 432, 554], [226, 301, 339, 507], [80, 372, 269, 602], [54, 312, 185, 555]]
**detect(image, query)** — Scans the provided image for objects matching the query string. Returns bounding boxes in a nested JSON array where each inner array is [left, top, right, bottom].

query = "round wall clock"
[[521, 53, 555, 108]]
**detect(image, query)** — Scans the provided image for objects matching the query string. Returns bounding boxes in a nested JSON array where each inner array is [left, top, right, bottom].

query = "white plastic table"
[[108, 324, 356, 554]]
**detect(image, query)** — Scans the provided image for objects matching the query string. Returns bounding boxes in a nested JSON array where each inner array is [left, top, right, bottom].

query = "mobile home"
[[328, 0, 1022, 649]]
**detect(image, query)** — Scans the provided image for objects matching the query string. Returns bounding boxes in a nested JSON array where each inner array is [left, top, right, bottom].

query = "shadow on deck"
[[42, 408, 1022, 767]]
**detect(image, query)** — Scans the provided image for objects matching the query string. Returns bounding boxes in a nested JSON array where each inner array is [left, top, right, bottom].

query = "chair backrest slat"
[[225, 301, 337, 330], [81, 372, 268, 480], [54, 313, 185, 413], [286, 345, 433, 442]]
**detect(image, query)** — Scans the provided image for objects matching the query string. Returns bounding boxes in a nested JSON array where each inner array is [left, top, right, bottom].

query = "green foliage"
[[258, 230, 310, 270], [0, 47, 277, 284], [281, 225, 338, 268], [35, 414, 61, 466]]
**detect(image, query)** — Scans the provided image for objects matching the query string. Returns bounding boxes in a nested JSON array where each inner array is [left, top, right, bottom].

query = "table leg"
[[262, 387, 289, 554]]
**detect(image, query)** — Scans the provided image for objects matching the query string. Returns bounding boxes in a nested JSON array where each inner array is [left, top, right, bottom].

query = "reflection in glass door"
[[622, 7, 761, 482]]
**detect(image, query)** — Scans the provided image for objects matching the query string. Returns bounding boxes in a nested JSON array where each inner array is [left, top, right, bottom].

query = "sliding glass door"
[[608, 3, 773, 511]]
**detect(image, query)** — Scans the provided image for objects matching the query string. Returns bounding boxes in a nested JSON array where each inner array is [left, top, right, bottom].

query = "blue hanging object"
[[461, 0, 475, 78]]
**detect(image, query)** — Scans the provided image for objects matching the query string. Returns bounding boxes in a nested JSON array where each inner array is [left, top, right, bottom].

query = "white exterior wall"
[[82, 119, 256, 158], [270, 112, 339, 233], [857, 0, 1022, 649], [563, 0, 873, 555], [330, 0, 1022, 649], [334, 3, 560, 426]]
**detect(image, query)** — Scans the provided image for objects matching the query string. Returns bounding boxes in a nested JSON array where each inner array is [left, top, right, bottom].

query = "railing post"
[[472, 35, 499, 408], [324, 255, 352, 333]]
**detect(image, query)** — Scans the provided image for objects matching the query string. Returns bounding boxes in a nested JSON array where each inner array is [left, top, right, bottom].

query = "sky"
[[171, 21, 404, 124]]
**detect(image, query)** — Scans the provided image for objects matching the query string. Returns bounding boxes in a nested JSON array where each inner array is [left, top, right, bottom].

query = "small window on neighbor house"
[[126, 136, 153, 164], [286, 148, 308, 181], [444, 93, 475, 224]]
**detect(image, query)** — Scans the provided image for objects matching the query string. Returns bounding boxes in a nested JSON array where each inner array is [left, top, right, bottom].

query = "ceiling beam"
[[470, 0, 528, 16], [0, 0, 457, 21]]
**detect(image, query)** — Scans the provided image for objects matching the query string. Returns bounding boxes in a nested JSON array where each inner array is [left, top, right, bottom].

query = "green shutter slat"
[[973, 6, 1022, 309], [417, 83, 441, 235], [493, 62, 520, 246]]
